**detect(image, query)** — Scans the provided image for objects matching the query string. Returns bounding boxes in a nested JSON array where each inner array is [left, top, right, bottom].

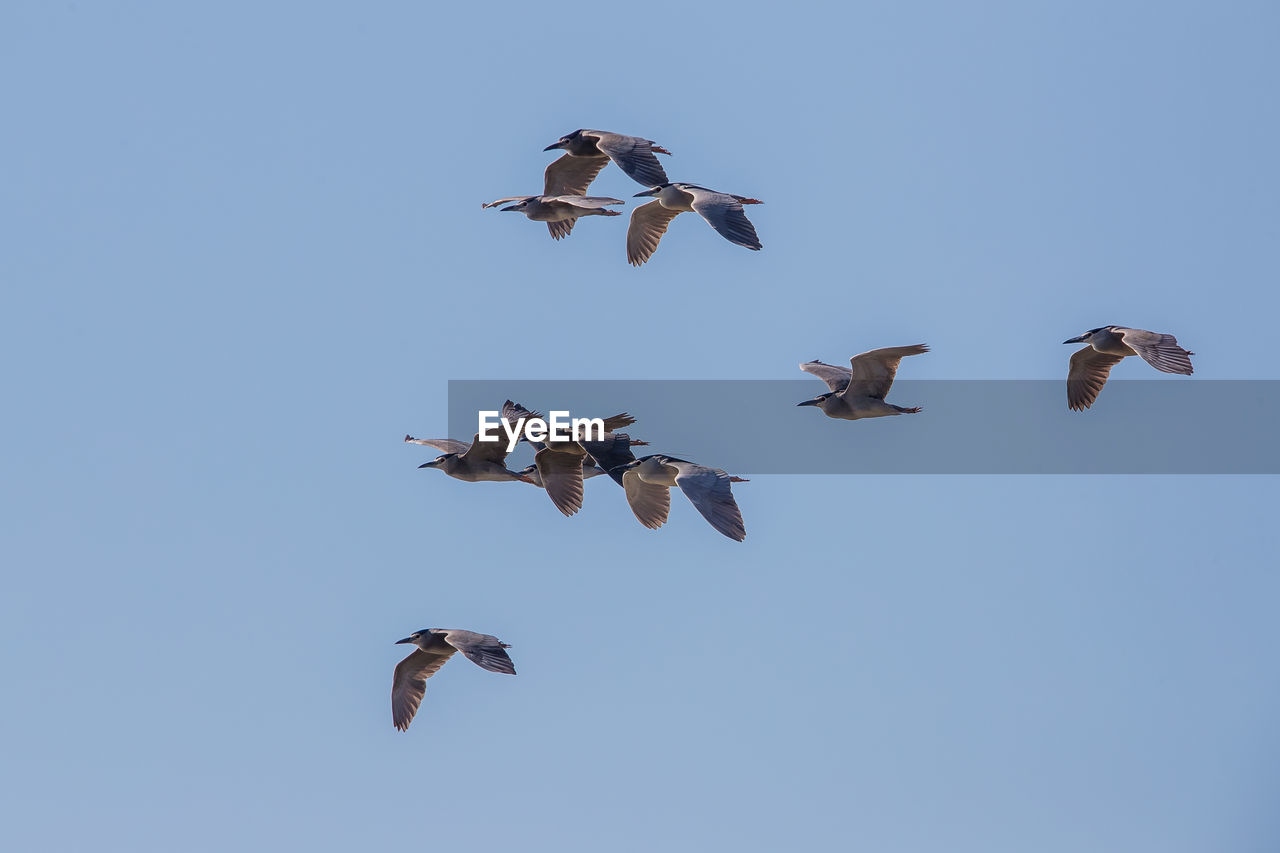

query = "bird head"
[[500, 200, 530, 212], [543, 129, 582, 151], [796, 393, 831, 407], [417, 455, 451, 469], [1062, 326, 1109, 344], [633, 184, 669, 198], [396, 629, 430, 645]]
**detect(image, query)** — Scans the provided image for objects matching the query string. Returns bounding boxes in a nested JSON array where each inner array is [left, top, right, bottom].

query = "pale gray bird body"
[[391, 628, 516, 732], [406, 434, 535, 483], [614, 455, 748, 542], [797, 345, 929, 419], [628, 183, 763, 265], [543, 128, 671, 195], [482, 194, 624, 240], [1063, 325, 1194, 411]]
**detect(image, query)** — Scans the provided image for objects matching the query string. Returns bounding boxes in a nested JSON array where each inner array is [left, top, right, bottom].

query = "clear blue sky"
[[3, 2, 1278, 851]]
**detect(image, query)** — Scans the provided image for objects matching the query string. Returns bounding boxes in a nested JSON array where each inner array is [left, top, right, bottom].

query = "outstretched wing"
[[404, 436, 470, 455], [580, 432, 639, 485], [799, 360, 852, 393], [481, 196, 534, 209], [459, 432, 509, 465], [589, 131, 670, 187], [627, 201, 682, 266], [670, 461, 746, 542], [687, 187, 762, 251], [843, 344, 929, 399], [544, 153, 609, 197], [1067, 347, 1125, 411], [1117, 328, 1194, 375], [621, 467, 671, 529], [391, 647, 456, 731], [442, 630, 517, 675], [535, 446, 587, 516]]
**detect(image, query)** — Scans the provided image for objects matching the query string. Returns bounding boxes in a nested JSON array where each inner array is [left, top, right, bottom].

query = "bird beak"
[[500, 204, 520, 212], [633, 187, 659, 197], [417, 462, 434, 469], [796, 398, 821, 407], [543, 141, 564, 151], [1062, 334, 1088, 344], [395, 637, 414, 644]]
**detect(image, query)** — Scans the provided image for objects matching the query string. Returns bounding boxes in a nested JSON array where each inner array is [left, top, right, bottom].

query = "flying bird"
[[502, 400, 637, 516], [627, 183, 762, 266], [481, 195, 624, 240], [797, 345, 929, 419], [391, 628, 516, 732], [613, 455, 748, 542], [1063, 326, 1194, 411], [543, 129, 671, 196], [405, 434, 535, 484], [518, 433, 649, 488]]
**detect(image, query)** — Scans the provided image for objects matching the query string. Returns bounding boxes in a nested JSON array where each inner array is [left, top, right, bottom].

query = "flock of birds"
[[392, 128, 1198, 732], [484, 128, 763, 265], [406, 400, 749, 541]]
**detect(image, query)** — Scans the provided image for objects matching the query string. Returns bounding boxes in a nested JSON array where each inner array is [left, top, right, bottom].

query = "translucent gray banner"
[[443, 380, 1280, 474]]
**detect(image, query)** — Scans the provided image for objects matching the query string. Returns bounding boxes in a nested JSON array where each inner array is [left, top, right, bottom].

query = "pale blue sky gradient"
[[3, 2, 1279, 851]]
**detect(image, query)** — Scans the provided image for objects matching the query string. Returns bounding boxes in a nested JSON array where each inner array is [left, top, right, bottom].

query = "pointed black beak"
[[395, 637, 414, 644], [633, 188, 659, 198], [543, 142, 562, 152], [500, 204, 520, 212], [1062, 335, 1088, 344], [797, 398, 821, 407], [417, 462, 432, 468]]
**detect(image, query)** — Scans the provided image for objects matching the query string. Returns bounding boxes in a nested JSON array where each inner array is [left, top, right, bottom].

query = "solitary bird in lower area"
[[481, 195, 624, 240], [1063, 326, 1194, 411], [543, 128, 671, 195], [613, 455, 749, 542], [797, 345, 929, 419], [405, 434, 534, 484], [392, 628, 516, 732], [627, 183, 763, 265]]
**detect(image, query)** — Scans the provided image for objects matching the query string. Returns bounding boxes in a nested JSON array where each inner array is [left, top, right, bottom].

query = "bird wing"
[[547, 195, 625, 208], [544, 153, 609, 197], [442, 630, 517, 675], [842, 344, 929, 399], [626, 201, 683, 266], [589, 131, 670, 187], [547, 219, 575, 241], [403, 436, 470, 455], [622, 467, 671, 529], [391, 647, 457, 731], [534, 446, 586, 516], [459, 432, 510, 465], [687, 187, 762, 251], [669, 461, 746, 542], [1067, 347, 1125, 411], [503, 399, 543, 425], [580, 432, 639, 485], [481, 196, 534, 208], [601, 412, 636, 432], [1116, 328, 1194, 375], [799, 360, 853, 393]]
